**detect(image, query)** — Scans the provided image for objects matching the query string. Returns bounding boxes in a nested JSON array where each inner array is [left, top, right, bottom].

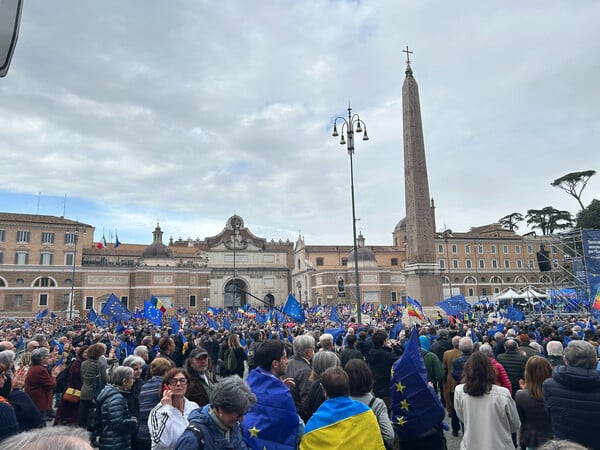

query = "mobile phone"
[[163, 383, 170, 391]]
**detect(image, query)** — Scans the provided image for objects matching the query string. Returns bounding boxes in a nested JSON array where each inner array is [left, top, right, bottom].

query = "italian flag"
[[97, 235, 107, 249]]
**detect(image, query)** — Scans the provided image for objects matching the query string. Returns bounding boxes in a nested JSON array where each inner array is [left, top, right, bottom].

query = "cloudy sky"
[[1, 1, 599, 247]]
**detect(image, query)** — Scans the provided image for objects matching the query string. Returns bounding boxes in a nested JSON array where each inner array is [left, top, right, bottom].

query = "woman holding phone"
[[148, 368, 199, 450]]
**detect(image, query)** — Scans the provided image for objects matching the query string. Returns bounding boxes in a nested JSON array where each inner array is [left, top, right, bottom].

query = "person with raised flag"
[[300, 366, 384, 450], [390, 327, 446, 449], [242, 340, 302, 450]]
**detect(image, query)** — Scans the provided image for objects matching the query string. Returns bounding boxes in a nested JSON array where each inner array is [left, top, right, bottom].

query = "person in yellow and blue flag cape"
[[390, 326, 447, 449], [242, 340, 302, 449], [300, 367, 384, 450]]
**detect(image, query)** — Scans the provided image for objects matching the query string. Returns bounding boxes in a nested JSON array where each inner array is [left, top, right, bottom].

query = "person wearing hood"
[[95, 366, 138, 450], [543, 340, 600, 450], [418, 335, 443, 386]]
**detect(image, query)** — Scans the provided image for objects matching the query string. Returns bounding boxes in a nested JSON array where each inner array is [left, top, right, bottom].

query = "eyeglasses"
[[194, 355, 208, 360], [168, 378, 188, 385], [235, 411, 248, 420]]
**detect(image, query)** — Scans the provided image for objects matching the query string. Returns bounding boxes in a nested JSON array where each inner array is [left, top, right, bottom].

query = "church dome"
[[141, 242, 173, 259], [141, 224, 173, 259], [347, 233, 377, 267], [348, 246, 377, 263], [394, 217, 407, 232]]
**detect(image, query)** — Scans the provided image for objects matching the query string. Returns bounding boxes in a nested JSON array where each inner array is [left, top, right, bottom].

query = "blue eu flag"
[[102, 294, 131, 321], [282, 294, 305, 323], [390, 325, 445, 440], [144, 301, 162, 326]]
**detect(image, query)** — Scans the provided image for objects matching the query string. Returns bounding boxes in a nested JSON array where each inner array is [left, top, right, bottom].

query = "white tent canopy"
[[519, 287, 547, 299], [494, 288, 520, 301]]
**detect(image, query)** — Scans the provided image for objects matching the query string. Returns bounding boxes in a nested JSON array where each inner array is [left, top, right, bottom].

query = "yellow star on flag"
[[396, 416, 407, 426], [395, 381, 405, 393], [400, 399, 410, 411], [248, 425, 260, 438], [390, 367, 394, 377]]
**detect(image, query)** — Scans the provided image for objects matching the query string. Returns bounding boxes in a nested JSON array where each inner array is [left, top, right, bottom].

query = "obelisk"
[[402, 47, 442, 307]]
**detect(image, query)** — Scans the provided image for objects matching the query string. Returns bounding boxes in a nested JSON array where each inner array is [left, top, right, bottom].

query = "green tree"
[[551, 170, 596, 210], [498, 212, 524, 231], [526, 207, 574, 235], [576, 199, 600, 229]]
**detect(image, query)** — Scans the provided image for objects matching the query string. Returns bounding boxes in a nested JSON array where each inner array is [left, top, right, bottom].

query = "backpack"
[[247, 341, 261, 369], [186, 423, 205, 450], [225, 348, 237, 372], [89, 397, 104, 443]]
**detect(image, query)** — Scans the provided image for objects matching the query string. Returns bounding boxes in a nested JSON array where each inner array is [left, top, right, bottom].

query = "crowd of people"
[[0, 308, 599, 449]]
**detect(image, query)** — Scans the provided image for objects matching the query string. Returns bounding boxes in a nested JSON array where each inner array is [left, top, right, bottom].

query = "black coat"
[[96, 384, 137, 450], [543, 366, 600, 450], [367, 346, 400, 399], [430, 337, 453, 364], [497, 350, 528, 395]]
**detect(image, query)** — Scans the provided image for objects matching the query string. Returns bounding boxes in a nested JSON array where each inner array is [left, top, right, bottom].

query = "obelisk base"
[[404, 263, 443, 307]]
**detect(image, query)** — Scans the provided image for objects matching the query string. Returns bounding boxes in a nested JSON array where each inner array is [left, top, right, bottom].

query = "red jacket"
[[491, 357, 512, 392], [25, 364, 55, 412]]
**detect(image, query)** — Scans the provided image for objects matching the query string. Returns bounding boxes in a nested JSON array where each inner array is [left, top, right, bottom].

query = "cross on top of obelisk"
[[402, 46, 413, 64]]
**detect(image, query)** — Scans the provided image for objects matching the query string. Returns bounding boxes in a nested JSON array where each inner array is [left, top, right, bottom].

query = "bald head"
[[0, 341, 15, 352]]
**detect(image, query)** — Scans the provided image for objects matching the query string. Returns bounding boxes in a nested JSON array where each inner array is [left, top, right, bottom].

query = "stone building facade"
[[0, 214, 293, 317], [0, 212, 562, 317]]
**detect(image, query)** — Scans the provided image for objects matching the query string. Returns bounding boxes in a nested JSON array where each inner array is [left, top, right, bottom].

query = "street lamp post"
[[473, 241, 481, 302], [68, 229, 78, 319], [442, 229, 453, 297], [332, 105, 369, 324]]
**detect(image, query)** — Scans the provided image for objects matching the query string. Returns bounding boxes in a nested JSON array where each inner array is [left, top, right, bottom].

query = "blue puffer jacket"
[[174, 405, 248, 450], [96, 384, 138, 450], [543, 365, 600, 450]]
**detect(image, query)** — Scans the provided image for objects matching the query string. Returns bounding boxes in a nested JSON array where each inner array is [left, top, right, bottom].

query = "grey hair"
[[564, 340, 597, 369], [451, 335, 460, 348], [1, 425, 92, 450], [122, 355, 145, 368], [293, 334, 315, 357], [30, 347, 50, 365], [211, 375, 257, 414], [133, 345, 149, 357], [504, 338, 518, 352], [0, 350, 16, 367], [319, 333, 334, 346], [111, 366, 134, 386], [529, 342, 543, 354], [479, 343, 494, 357], [458, 337, 473, 353], [312, 350, 341, 377], [546, 340, 563, 357], [539, 439, 589, 450]]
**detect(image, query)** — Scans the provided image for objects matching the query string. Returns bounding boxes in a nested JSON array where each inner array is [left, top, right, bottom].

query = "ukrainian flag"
[[300, 397, 384, 450]]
